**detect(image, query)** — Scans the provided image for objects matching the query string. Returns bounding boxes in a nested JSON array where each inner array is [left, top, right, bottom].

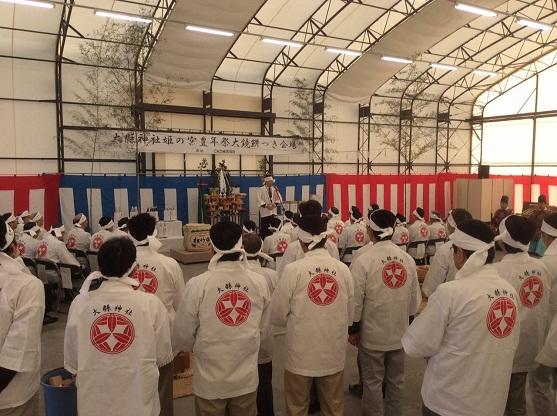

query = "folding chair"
[[407, 241, 427, 265], [58, 262, 87, 299], [86, 250, 99, 272], [35, 258, 63, 313], [21, 257, 38, 277], [69, 248, 91, 275]]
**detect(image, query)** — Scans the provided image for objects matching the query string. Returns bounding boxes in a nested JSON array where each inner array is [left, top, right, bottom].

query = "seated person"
[[66, 214, 92, 251], [89, 217, 116, 251]]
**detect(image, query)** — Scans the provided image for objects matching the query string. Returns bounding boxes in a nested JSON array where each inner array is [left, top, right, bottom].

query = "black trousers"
[[260, 215, 273, 239], [422, 404, 442, 416], [257, 362, 274, 416]]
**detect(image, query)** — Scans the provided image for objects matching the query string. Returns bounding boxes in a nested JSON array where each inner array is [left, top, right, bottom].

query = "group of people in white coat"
[[3, 198, 557, 416]]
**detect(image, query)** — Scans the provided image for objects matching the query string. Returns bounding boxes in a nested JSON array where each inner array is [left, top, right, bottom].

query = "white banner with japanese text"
[[99, 129, 304, 155]]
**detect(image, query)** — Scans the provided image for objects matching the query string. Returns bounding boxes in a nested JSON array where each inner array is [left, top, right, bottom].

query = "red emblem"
[[67, 235, 76, 248], [307, 273, 338, 306], [276, 240, 288, 253], [215, 290, 251, 326], [17, 241, 25, 256], [334, 223, 344, 235], [437, 229, 447, 239], [132, 269, 159, 294], [520, 276, 544, 309], [382, 261, 407, 289], [90, 313, 135, 354], [37, 242, 48, 257], [400, 233, 409, 244], [328, 234, 337, 244], [355, 230, 366, 244], [420, 225, 429, 237], [486, 297, 517, 339], [92, 235, 103, 250]]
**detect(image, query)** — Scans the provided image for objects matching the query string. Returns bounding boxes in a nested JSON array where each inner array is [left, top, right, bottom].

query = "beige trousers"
[[195, 391, 257, 416], [284, 369, 344, 416]]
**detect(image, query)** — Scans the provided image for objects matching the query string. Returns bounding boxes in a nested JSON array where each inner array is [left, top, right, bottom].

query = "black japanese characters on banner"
[[105, 130, 304, 155]]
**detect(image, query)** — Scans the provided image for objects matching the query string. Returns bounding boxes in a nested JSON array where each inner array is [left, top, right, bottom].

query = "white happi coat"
[[37, 233, 80, 267], [132, 244, 186, 331], [402, 266, 520, 416], [408, 219, 430, 258], [173, 261, 271, 400], [351, 242, 374, 263], [541, 239, 557, 318], [327, 217, 345, 244], [65, 279, 172, 416], [537, 313, 557, 367], [262, 231, 291, 256], [338, 222, 368, 263], [427, 222, 447, 256], [351, 240, 420, 351], [0, 253, 45, 410], [248, 259, 277, 364], [421, 241, 457, 297], [66, 226, 91, 252], [281, 222, 295, 239], [492, 252, 551, 372], [276, 239, 340, 278], [257, 185, 281, 218], [17, 233, 39, 258], [89, 229, 115, 251], [271, 249, 354, 376], [391, 225, 410, 247]]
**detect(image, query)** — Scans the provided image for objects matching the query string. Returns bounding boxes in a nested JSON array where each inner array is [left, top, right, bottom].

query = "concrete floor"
[[39, 259, 539, 415]]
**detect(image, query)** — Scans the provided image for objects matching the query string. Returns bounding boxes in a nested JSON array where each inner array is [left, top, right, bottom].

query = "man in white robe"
[[66, 214, 91, 252]]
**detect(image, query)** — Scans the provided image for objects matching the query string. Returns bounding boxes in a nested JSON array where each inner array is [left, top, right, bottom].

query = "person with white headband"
[[64, 237, 172, 416], [272, 199, 353, 416], [402, 219, 520, 416], [14, 211, 31, 238], [243, 233, 277, 416], [491, 195, 513, 231], [242, 220, 258, 235], [489, 215, 551, 416], [281, 210, 296, 239], [421, 208, 472, 300], [530, 211, 557, 416], [66, 213, 91, 252], [408, 207, 430, 261], [29, 212, 46, 240], [127, 213, 185, 416], [391, 214, 410, 249], [173, 221, 270, 416], [348, 209, 420, 416], [114, 217, 129, 237], [17, 222, 41, 259], [261, 216, 291, 270], [326, 207, 344, 244], [89, 216, 116, 252], [338, 206, 368, 265], [426, 211, 447, 259], [0, 219, 45, 416], [350, 209, 379, 263], [257, 175, 283, 239], [37, 224, 80, 268], [1, 213, 18, 234]]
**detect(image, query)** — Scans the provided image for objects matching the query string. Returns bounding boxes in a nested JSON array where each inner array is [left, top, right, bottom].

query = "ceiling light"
[[381, 55, 413, 64], [431, 63, 458, 71], [455, 3, 497, 18], [473, 69, 498, 77], [0, 0, 53, 8], [186, 25, 234, 37], [262, 38, 303, 48], [95, 10, 152, 24], [517, 18, 552, 31], [326, 48, 362, 57]]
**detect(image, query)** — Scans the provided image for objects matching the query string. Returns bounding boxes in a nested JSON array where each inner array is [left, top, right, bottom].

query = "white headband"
[[19, 210, 30, 219], [542, 220, 557, 238], [450, 228, 498, 279], [209, 235, 249, 271], [447, 211, 457, 229], [298, 228, 333, 250], [23, 225, 40, 238], [75, 214, 87, 227], [102, 220, 114, 230], [118, 222, 128, 231], [5, 214, 16, 223], [413, 209, 424, 221], [498, 216, 529, 252], [367, 217, 394, 239], [1, 221, 15, 250], [264, 176, 274, 182], [49, 225, 65, 238], [80, 262, 139, 295], [395, 217, 407, 227], [246, 250, 273, 263], [32, 212, 42, 222], [242, 225, 255, 234], [328, 208, 339, 218], [430, 212, 442, 222]]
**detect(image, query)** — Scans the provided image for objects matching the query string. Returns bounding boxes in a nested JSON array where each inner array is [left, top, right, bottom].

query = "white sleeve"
[[537, 314, 557, 367], [172, 279, 201, 353], [408, 262, 421, 315], [258, 280, 272, 360], [0, 279, 44, 373], [57, 243, 80, 267], [170, 260, 186, 314], [421, 247, 449, 297], [326, 241, 340, 260], [153, 299, 173, 367], [344, 265, 355, 324], [271, 264, 295, 328], [262, 236, 270, 254], [277, 243, 297, 279], [257, 187, 267, 207], [402, 288, 449, 358], [64, 297, 80, 374], [349, 258, 367, 323]]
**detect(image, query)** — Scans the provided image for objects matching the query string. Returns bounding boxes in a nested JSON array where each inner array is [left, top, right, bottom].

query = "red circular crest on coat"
[[307, 273, 338, 306], [276, 240, 288, 253], [92, 235, 103, 250], [420, 225, 429, 237], [67, 235, 76, 248], [486, 297, 517, 339], [132, 269, 159, 294], [37, 242, 48, 257], [90, 313, 135, 354], [328, 234, 337, 243], [334, 224, 344, 235], [215, 290, 251, 326], [17, 241, 25, 256], [355, 230, 366, 243], [437, 229, 447, 239], [520, 276, 544, 309], [382, 261, 407, 289], [400, 233, 409, 244]]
